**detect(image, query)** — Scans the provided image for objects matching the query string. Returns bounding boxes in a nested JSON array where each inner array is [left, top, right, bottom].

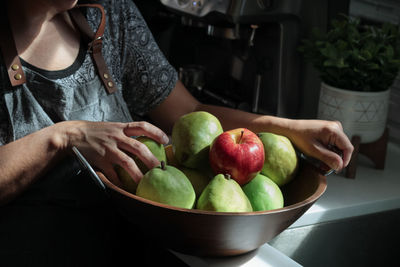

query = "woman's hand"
[[63, 120, 169, 185], [284, 119, 354, 172]]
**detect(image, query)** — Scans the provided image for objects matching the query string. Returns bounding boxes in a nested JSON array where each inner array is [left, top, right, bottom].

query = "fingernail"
[[334, 169, 342, 174], [332, 162, 340, 173], [163, 135, 170, 144]]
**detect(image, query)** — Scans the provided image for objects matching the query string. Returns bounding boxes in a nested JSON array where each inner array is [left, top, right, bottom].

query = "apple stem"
[[239, 130, 244, 144], [160, 160, 166, 170], [224, 174, 231, 180]]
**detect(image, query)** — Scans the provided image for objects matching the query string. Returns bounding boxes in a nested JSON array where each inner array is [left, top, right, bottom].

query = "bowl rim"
[[96, 168, 327, 216]]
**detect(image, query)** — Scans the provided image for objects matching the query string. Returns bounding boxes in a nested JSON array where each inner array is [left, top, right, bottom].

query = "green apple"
[[115, 136, 167, 194], [258, 132, 298, 187], [196, 174, 253, 212], [171, 111, 223, 170], [136, 162, 196, 209], [242, 174, 284, 211]]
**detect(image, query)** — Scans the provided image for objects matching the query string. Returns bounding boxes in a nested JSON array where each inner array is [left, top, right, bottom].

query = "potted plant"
[[298, 15, 400, 143]]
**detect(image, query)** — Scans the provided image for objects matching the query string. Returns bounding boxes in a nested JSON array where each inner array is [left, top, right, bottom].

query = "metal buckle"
[[88, 36, 103, 53]]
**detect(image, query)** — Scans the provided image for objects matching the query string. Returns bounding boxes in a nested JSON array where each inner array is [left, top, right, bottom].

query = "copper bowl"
[[95, 148, 327, 257]]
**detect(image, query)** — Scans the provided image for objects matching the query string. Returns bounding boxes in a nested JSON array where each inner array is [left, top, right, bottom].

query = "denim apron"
[[0, 57, 142, 266]]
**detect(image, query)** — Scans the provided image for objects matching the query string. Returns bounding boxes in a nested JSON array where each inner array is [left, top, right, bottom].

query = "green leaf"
[[386, 45, 394, 58], [360, 50, 372, 60], [336, 40, 348, 51], [323, 60, 335, 67], [366, 63, 380, 70], [320, 44, 338, 59]]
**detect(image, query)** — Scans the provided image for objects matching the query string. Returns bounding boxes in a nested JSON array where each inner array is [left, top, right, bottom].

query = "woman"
[[0, 0, 353, 265]]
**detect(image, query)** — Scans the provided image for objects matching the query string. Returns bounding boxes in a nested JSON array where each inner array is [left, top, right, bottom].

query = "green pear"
[[197, 174, 253, 212], [180, 167, 212, 198], [172, 111, 223, 170], [165, 144, 180, 168], [134, 136, 167, 173], [165, 144, 211, 198], [114, 165, 138, 194], [136, 161, 196, 209], [258, 132, 298, 187], [115, 136, 167, 194], [242, 174, 284, 211]]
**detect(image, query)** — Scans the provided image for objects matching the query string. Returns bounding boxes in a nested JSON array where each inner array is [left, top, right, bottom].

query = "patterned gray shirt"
[[0, 0, 178, 145]]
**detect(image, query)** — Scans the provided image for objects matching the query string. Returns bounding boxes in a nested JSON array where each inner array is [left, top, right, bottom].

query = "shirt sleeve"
[[97, 0, 178, 120]]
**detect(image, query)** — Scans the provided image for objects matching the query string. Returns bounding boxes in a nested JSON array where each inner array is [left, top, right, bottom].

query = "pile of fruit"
[[115, 111, 299, 212]]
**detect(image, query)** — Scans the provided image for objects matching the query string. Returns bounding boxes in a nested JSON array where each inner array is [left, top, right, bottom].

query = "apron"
[[0, 4, 143, 266]]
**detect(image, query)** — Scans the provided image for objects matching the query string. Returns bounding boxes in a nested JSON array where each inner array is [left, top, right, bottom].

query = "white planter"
[[317, 82, 391, 143]]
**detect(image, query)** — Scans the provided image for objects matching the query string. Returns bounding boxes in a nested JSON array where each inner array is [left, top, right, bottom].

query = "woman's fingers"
[[69, 120, 167, 184], [289, 119, 354, 172], [330, 136, 354, 168], [101, 164, 123, 187], [123, 121, 169, 145], [117, 136, 161, 172], [313, 142, 344, 171], [115, 160, 143, 184], [106, 147, 145, 184], [324, 121, 354, 169], [117, 121, 167, 172]]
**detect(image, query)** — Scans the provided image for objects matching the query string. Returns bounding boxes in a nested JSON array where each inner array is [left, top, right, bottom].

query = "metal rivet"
[[14, 73, 22, 80], [103, 73, 109, 79], [107, 81, 113, 87], [11, 64, 20, 71]]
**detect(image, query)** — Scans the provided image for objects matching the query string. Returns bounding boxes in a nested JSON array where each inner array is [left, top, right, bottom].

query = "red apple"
[[209, 128, 265, 185]]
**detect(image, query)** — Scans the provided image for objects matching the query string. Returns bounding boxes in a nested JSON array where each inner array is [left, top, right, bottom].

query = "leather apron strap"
[[0, 3, 117, 94], [69, 4, 117, 94]]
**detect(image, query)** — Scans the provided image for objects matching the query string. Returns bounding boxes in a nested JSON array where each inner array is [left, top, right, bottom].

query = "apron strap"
[[69, 4, 117, 94], [0, 3, 117, 94]]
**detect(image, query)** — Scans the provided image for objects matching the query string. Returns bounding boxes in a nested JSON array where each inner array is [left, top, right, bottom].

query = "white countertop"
[[171, 244, 302, 267], [291, 141, 400, 228], [173, 142, 400, 266]]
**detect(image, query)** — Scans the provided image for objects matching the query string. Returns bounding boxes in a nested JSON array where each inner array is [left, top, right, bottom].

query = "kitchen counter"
[[291, 141, 400, 228], [173, 142, 400, 266]]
